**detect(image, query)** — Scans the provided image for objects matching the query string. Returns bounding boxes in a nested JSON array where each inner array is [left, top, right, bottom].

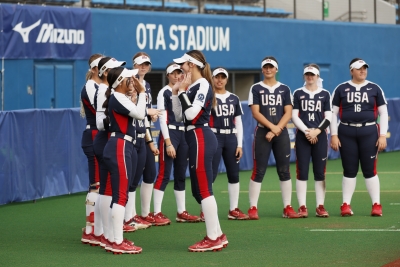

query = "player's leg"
[[311, 130, 329, 217], [272, 129, 300, 218], [358, 125, 382, 216], [248, 127, 272, 220], [338, 124, 359, 216], [294, 131, 312, 218], [174, 131, 199, 222], [140, 144, 156, 222], [223, 134, 248, 220], [187, 128, 224, 252], [123, 143, 139, 233]]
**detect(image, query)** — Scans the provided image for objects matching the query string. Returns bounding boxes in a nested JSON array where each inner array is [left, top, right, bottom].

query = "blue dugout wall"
[[1, 99, 400, 205], [1, 6, 400, 111]]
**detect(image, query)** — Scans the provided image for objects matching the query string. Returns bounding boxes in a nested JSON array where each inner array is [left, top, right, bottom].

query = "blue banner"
[[1, 4, 91, 59]]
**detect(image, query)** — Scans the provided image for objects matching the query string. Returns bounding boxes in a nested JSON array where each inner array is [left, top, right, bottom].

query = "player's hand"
[[132, 76, 145, 94], [151, 115, 158, 122], [171, 74, 184, 95], [270, 125, 282, 136], [309, 136, 318, 144], [166, 145, 176, 159], [266, 131, 275, 142], [376, 136, 387, 152], [330, 135, 341, 151], [179, 72, 192, 92], [147, 108, 161, 117], [306, 128, 321, 140], [148, 142, 160, 155], [235, 147, 243, 161]]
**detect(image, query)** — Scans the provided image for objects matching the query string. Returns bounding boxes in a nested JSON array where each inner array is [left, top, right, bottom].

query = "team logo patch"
[[300, 96, 305, 99], [345, 88, 350, 92], [197, 93, 205, 102], [260, 90, 264, 93]]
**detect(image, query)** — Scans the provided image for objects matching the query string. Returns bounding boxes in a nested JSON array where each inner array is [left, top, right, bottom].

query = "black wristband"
[[178, 92, 192, 112], [317, 119, 330, 131]]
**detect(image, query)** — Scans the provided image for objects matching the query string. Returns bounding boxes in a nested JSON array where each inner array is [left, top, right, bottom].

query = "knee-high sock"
[[112, 203, 125, 245], [342, 176, 356, 204], [108, 206, 114, 243], [249, 180, 262, 208], [280, 180, 292, 207], [201, 196, 220, 240], [141, 182, 153, 216], [124, 192, 136, 222], [85, 192, 98, 234], [315, 180, 326, 206], [365, 175, 380, 204], [174, 190, 186, 214], [93, 193, 103, 236], [99, 195, 112, 240], [228, 182, 239, 211], [296, 180, 307, 207], [153, 189, 165, 214]]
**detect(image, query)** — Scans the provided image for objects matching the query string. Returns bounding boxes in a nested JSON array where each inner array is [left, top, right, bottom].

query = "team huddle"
[[79, 50, 388, 254]]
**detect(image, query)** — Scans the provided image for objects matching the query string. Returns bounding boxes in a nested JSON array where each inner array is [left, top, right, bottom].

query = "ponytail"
[[85, 70, 92, 82], [200, 62, 216, 108], [103, 86, 112, 117]]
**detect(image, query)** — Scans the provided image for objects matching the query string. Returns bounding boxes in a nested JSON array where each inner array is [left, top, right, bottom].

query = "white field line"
[[324, 171, 400, 175], [389, 203, 400, 205], [223, 190, 400, 193], [310, 229, 400, 232]]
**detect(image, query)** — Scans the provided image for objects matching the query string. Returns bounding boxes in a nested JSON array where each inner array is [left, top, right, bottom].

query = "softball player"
[[247, 57, 300, 219], [124, 89, 160, 229], [153, 63, 199, 224], [80, 54, 103, 245], [292, 64, 332, 218], [172, 50, 227, 252], [102, 67, 146, 254], [91, 57, 135, 249], [210, 67, 248, 220], [330, 58, 388, 217], [130, 52, 162, 225]]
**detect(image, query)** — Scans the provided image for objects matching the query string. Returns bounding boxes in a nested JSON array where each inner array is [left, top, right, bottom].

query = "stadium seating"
[[204, 3, 292, 17], [91, 0, 196, 12]]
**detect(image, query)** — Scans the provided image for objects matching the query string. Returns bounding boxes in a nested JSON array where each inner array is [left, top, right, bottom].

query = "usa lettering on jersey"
[[215, 104, 235, 117], [261, 94, 283, 106], [346, 92, 369, 103], [301, 99, 322, 112]]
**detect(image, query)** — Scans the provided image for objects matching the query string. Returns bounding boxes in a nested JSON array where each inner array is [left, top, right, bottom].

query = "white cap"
[[99, 58, 126, 77], [350, 60, 369, 70], [133, 55, 151, 65], [89, 57, 102, 69], [261, 58, 278, 69], [166, 64, 182, 74], [173, 53, 205, 68], [112, 68, 139, 89], [303, 66, 320, 76], [212, 68, 229, 78]]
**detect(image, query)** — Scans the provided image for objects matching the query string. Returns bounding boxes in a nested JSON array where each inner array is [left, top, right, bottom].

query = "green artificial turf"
[[0, 151, 399, 267]]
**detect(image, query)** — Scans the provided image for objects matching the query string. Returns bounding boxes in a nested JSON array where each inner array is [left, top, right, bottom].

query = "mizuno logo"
[[367, 88, 372, 91], [322, 157, 327, 161], [319, 96, 324, 99], [13, 20, 85, 44], [229, 99, 234, 102], [286, 154, 290, 157], [279, 91, 284, 93], [371, 155, 376, 158], [13, 20, 41, 43]]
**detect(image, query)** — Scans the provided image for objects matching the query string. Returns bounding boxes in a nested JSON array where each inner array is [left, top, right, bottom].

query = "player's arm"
[[235, 115, 243, 161], [250, 105, 277, 130], [330, 105, 341, 151], [376, 104, 388, 152], [275, 104, 292, 135]]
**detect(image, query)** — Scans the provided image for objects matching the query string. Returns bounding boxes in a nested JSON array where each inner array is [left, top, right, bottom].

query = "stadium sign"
[[1, 4, 91, 59], [136, 23, 230, 51]]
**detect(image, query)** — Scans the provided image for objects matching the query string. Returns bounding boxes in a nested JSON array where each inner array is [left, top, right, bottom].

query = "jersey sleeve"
[[192, 80, 210, 108], [375, 84, 387, 107], [283, 86, 293, 106], [331, 86, 341, 107], [292, 90, 300, 110], [248, 85, 258, 106], [323, 91, 332, 112], [234, 95, 244, 117]]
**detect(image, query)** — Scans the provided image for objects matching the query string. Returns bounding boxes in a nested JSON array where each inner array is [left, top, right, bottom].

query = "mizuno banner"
[[1, 4, 91, 59]]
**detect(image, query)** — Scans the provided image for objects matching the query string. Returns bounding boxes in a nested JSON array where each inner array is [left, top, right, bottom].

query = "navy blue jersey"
[[108, 92, 137, 137], [332, 80, 387, 123], [293, 87, 331, 128], [184, 78, 213, 126], [157, 85, 184, 127], [210, 92, 243, 129], [248, 82, 292, 125], [143, 80, 152, 109], [81, 80, 99, 127]]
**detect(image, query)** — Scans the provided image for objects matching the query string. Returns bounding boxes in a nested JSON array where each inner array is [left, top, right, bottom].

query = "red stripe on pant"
[[91, 129, 100, 186], [250, 127, 258, 181], [195, 128, 211, 199], [154, 135, 166, 190], [116, 139, 129, 206], [105, 173, 112, 196]]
